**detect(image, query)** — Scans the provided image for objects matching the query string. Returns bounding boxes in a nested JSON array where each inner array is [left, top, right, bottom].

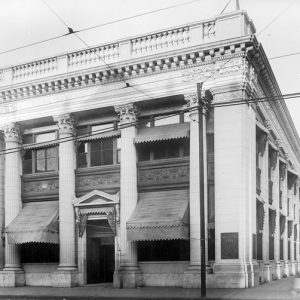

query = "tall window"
[[76, 122, 119, 168], [22, 132, 58, 174]]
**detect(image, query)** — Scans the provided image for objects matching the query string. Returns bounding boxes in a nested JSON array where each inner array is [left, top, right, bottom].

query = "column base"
[[291, 260, 296, 275], [114, 266, 142, 288], [213, 263, 258, 288], [284, 261, 289, 277], [0, 269, 25, 287], [274, 261, 282, 279], [263, 263, 271, 283], [51, 270, 79, 287]]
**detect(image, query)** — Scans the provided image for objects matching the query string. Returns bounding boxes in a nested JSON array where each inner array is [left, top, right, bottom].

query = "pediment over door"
[[73, 190, 120, 236]]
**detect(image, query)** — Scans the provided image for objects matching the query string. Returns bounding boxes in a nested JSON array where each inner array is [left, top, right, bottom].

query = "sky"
[[0, 0, 300, 132]]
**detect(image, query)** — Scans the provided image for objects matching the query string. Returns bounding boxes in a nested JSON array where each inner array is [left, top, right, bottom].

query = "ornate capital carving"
[[184, 92, 198, 108], [53, 113, 76, 135], [1, 123, 21, 144], [114, 103, 137, 125]]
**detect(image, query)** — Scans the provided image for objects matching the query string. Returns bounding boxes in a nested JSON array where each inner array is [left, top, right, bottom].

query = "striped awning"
[[127, 190, 189, 241], [134, 123, 189, 144], [77, 130, 120, 142], [6, 201, 59, 244], [23, 141, 58, 150]]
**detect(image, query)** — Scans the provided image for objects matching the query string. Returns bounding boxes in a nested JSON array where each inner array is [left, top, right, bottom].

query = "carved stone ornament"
[[264, 120, 272, 131], [184, 92, 198, 108], [78, 174, 120, 188], [23, 180, 59, 193], [114, 103, 137, 125], [53, 113, 76, 135], [279, 163, 286, 180], [1, 123, 21, 144]]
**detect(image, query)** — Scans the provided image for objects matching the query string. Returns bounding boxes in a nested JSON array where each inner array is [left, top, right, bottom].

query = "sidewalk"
[[0, 276, 297, 300]]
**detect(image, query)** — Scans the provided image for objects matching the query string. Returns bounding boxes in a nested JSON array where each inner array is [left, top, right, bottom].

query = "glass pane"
[[90, 140, 101, 152], [46, 147, 57, 158], [91, 150, 102, 166], [183, 140, 190, 156], [23, 159, 32, 174], [117, 149, 121, 164], [167, 145, 180, 158], [36, 158, 46, 172], [35, 132, 56, 143], [138, 145, 151, 161], [154, 115, 179, 127], [36, 149, 46, 159], [77, 153, 87, 168], [24, 150, 32, 160], [102, 150, 113, 165], [102, 138, 113, 150], [153, 145, 166, 160], [46, 157, 58, 171], [76, 126, 89, 137], [91, 123, 113, 133], [22, 134, 33, 144]]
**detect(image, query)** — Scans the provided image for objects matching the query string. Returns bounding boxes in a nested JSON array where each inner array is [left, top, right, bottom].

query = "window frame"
[[76, 122, 119, 169], [22, 131, 59, 175]]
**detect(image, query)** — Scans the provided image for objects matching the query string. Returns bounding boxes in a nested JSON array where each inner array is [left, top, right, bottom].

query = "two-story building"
[[0, 8, 299, 289]]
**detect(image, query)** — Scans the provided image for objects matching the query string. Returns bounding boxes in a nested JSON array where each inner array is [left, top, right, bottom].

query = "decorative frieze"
[[77, 173, 120, 189], [138, 165, 189, 186], [23, 179, 59, 193], [115, 103, 138, 125]]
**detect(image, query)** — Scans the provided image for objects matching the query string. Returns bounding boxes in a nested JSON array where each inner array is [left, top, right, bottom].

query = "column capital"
[[53, 113, 76, 135], [114, 103, 138, 125], [184, 92, 198, 108], [1, 123, 21, 144]]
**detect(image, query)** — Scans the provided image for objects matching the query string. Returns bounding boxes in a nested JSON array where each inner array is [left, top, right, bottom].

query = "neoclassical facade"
[[0, 9, 299, 288]]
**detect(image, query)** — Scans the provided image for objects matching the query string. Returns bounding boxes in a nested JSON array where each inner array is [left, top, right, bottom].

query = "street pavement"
[[0, 276, 297, 300]]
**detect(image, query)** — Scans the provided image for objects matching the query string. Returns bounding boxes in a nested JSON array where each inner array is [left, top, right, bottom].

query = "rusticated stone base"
[[114, 266, 142, 288], [51, 270, 78, 287], [0, 270, 25, 287], [183, 265, 215, 288], [213, 263, 258, 288]]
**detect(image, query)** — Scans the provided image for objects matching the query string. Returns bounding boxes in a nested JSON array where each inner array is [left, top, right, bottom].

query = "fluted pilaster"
[[0, 132, 5, 270], [53, 113, 77, 271], [2, 123, 22, 270], [114, 103, 141, 288]]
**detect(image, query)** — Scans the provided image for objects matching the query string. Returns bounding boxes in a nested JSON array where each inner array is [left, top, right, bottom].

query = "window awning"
[[6, 201, 59, 244], [134, 123, 190, 144], [77, 130, 120, 142], [127, 190, 189, 241], [23, 141, 59, 150]]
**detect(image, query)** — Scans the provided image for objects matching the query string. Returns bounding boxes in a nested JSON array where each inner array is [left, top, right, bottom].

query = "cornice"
[[0, 36, 253, 104]]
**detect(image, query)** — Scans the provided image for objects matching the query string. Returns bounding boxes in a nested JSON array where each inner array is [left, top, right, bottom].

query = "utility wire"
[[220, 0, 232, 15], [43, 0, 157, 102], [269, 51, 300, 61], [1, 91, 300, 156], [257, 0, 296, 36], [0, 0, 202, 56]]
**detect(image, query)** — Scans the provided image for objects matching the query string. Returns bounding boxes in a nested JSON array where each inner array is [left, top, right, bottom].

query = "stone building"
[[0, 8, 299, 288]]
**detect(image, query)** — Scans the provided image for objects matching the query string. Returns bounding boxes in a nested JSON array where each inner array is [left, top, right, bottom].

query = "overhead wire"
[[0, 0, 202, 56], [1, 91, 300, 157]]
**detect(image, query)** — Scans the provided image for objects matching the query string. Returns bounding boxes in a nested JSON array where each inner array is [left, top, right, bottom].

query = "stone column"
[[182, 91, 203, 288], [212, 83, 257, 288], [0, 134, 5, 270], [114, 103, 141, 288], [0, 123, 25, 286], [52, 113, 78, 287]]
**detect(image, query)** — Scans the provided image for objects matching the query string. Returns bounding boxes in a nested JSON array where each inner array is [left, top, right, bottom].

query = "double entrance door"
[[86, 219, 115, 284]]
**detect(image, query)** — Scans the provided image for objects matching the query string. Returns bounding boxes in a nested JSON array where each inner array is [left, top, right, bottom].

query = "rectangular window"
[[35, 132, 56, 143], [90, 139, 114, 167], [137, 240, 189, 261], [23, 150, 33, 174], [77, 142, 88, 168], [21, 243, 59, 263], [154, 115, 180, 127], [35, 147, 58, 173]]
